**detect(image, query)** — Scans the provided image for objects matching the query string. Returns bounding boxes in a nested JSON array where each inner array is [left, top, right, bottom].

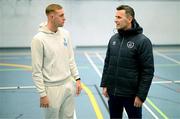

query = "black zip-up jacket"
[[100, 19, 154, 102]]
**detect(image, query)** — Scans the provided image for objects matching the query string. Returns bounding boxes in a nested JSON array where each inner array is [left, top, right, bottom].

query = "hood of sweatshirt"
[[118, 19, 143, 36], [38, 21, 58, 34]]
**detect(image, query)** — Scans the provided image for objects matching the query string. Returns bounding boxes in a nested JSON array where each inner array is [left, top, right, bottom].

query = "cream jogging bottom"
[[43, 77, 75, 119]]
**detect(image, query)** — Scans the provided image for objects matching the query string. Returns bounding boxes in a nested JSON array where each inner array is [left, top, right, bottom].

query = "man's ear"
[[50, 14, 54, 19], [128, 16, 133, 23], [48, 13, 54, 19]]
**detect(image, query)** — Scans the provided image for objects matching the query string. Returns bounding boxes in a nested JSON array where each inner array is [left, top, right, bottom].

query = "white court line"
[[0, 86, 36, 90], [74, 110, 77, 119], [94, 52, 159, 119], [154, 50, 180, 64], [174, 81, 180, 83], [152, 81, 180, 84], [0, 86, 78, 119], [96, 53, 104, 63], [143, 103, 159, 119], [154, 50, 180, 84], [152, 81, 172, 84], [84, 52, 102, 77]]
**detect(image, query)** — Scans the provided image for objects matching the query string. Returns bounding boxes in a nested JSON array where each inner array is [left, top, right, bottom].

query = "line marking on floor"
[[0, 63, 32, 70], [146, 98, 168, 119], [0, 86, 35, 90], [0, 66, 90, 71], [154, 49, 180, 53], [0, 68, 28, 71], [174, 81, 180, 83], [0, 62, 103, 119], [94, 84, 109, 113], [154, 51, 180, 64], [152, 81, 172, 84], [155, 64, 180, 67], [74, 110, 77, 119], [85, 53, 102, 77], [0, 52, 31, 56], [143, 103, 159, 119], [81, 83, 104, 119]]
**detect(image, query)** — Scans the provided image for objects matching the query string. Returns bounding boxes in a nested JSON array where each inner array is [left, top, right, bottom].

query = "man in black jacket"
[[100, 5, 154, 119]]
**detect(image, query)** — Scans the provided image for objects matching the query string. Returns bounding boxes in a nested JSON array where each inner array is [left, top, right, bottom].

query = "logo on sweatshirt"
[[127, 41, 134, 48], [64, 38, 68, 47]]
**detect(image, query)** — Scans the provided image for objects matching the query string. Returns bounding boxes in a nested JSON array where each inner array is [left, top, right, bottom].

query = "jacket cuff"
[[136, 94, 146, 102]]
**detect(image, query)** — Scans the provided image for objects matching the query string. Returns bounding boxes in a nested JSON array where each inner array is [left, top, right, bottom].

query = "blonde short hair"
[[45, 4, 62, 15]]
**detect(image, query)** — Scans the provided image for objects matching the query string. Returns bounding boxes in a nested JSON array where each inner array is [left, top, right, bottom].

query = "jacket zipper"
[[114, 36, 124, 95]]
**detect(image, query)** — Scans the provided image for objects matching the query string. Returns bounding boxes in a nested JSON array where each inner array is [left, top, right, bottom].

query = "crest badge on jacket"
[[127, 41, 134, 48]]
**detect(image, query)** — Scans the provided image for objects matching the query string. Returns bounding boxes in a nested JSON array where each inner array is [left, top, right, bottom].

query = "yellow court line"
[[146, 98, 168, 119], [0, 63, 32, 70], [0, 63, 104, 119], [81, 83, 103, 119]]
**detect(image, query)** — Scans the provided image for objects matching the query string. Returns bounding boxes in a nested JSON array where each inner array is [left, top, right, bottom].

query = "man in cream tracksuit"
[[31, 4, 82, 119]]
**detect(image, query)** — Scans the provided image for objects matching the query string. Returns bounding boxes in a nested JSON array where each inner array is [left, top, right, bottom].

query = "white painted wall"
[[0, 0, 179, 47]]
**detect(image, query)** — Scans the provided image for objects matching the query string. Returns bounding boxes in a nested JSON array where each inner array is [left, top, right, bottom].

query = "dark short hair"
[[45, 4, 63, 15], [116, 5, 135, 18]]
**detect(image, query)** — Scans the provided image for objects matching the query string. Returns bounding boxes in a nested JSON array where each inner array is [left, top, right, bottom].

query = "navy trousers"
[[108, 94, 142, 119]]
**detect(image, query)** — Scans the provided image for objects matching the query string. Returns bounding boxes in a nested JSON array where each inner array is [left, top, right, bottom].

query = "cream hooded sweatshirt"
[[31, 23, 79, 97]]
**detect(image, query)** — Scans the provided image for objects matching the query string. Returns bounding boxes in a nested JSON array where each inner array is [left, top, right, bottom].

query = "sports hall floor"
[[0, 46, 180, 119]]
